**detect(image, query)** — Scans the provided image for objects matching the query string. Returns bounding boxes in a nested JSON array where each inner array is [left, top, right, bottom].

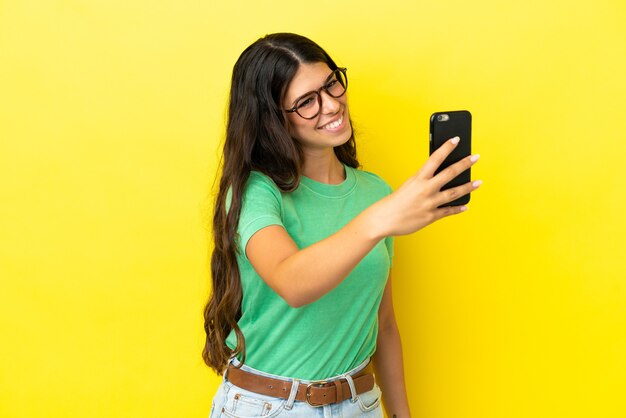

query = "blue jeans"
[[209, 359, 383, 418]]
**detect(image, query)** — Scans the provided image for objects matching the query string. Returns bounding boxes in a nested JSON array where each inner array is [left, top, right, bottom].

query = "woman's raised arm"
[[246, 136, 481, 307]]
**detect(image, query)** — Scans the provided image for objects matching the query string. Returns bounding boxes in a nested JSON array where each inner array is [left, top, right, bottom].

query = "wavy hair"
[[203, 33, 359, 374]]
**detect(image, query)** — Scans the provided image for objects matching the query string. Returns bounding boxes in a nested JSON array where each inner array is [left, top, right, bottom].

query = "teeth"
[[322, 115, 343, 130]]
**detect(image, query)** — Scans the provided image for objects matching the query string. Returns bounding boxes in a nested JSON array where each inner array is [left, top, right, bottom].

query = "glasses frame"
[[284, 67, 348, 120]]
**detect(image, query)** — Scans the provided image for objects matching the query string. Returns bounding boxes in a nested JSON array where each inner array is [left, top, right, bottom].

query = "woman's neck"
[[301, 150, 345, 184]]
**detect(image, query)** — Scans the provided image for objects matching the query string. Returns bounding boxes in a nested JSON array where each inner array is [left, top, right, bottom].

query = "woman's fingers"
[[388, 137, 481, 234], [434, 204, 468, 221], [432, 153, 480, 190], [417, 136, 461, 179], [436, 179, 482, 206]]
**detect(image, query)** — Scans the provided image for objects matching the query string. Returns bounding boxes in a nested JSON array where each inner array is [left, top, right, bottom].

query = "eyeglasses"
[[284, 67, 348, 120]]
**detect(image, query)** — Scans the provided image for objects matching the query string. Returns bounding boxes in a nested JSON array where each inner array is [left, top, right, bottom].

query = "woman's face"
[[282, 62, 352, 153]]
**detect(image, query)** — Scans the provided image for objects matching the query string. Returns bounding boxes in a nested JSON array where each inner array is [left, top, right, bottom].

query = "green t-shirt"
[[225, 165, 393, 380]]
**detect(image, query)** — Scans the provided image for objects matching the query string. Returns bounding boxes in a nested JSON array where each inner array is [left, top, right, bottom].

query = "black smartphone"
[[429, 110, 472, 206]]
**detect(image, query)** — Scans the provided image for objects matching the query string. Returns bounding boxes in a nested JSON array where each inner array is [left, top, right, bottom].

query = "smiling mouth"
[[319, 114, 344, 130]]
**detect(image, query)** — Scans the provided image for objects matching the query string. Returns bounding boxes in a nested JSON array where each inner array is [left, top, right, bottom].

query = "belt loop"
[[284, 378, 299, 410], [342, 373, 358, 403], [333, 379, 343, 403]]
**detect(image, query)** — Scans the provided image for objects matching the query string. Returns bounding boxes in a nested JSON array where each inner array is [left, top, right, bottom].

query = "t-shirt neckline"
[[299, 164, 356, 197]]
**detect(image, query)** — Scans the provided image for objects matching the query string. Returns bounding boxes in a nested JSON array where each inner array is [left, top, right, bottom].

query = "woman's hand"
[[368, 136, 481, 238]]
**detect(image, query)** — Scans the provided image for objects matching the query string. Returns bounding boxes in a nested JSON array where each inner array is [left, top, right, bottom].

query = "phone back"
[[429, 110, 472, 206]]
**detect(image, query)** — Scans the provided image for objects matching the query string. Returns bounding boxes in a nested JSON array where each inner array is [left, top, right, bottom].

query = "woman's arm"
[[373, 273, 411, 417], [246, 137, 480, 307]]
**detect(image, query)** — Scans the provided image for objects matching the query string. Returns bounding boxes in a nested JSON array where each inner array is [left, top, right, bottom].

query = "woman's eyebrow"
[[289, 70, 335, 106], [290, 90, 315, 106]]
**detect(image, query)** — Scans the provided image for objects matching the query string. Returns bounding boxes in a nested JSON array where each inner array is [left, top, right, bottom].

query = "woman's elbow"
[[265, 273, 316, 308], [273, 286, 311, 308], [280, 292, 308, 308]]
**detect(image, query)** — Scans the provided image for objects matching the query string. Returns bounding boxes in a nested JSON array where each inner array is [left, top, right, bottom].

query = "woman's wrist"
[[356, 199, 390, 243]]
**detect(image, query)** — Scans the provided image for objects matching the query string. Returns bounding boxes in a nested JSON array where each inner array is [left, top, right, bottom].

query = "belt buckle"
[[305, 380, 328, 407]]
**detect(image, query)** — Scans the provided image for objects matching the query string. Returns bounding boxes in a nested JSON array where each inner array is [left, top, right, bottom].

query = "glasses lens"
[[295, 93, 320, 119], [326, 70, 347, 98], [292, 69, 348, 119]]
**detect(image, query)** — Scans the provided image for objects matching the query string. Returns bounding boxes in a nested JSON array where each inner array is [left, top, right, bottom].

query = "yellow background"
[[1, 0, 625, 417]]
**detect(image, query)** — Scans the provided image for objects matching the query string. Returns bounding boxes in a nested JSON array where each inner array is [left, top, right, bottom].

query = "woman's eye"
[[326, 80, 338, 89], [297, 96, 316, 108]]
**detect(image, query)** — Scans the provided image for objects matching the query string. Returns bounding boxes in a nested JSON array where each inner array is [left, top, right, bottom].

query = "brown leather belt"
[[225, 363, 375, 407]]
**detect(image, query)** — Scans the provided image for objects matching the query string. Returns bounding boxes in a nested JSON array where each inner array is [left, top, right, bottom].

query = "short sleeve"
[[236, 172, 284, 258]]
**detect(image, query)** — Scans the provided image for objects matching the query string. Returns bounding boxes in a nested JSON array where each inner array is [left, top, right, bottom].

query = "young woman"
[[203, 33, 481, 417]]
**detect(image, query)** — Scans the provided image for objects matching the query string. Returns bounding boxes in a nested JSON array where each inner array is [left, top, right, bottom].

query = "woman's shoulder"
[[243, 170, 282, 198], [247, 170, 279, 188]]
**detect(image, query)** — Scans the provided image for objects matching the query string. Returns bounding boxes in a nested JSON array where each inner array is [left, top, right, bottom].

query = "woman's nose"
[[319, 90, 341, 114]]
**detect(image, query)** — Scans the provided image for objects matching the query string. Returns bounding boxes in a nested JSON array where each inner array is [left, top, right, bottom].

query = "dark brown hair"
[[202, 33, 359, 374]]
